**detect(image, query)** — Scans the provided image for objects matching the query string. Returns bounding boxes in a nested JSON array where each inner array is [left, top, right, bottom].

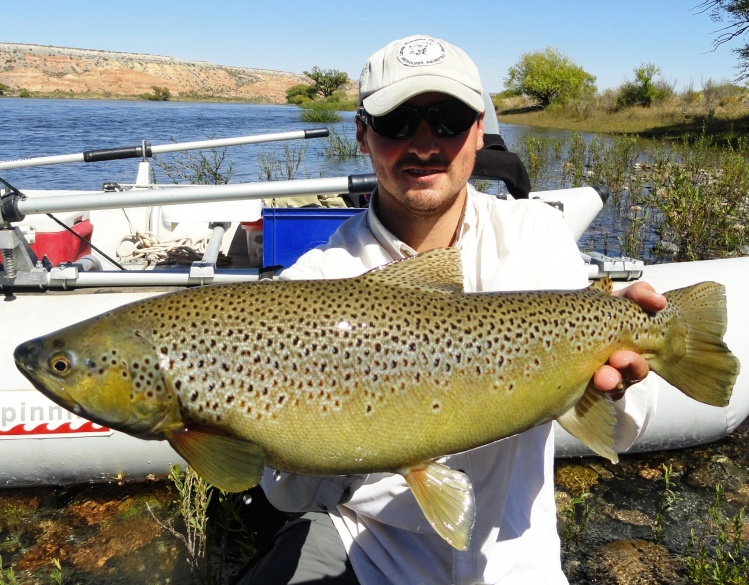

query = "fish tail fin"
[[653, 282, 740, 407], [557, 383, 619, 463], [401, 461, 475, 551]]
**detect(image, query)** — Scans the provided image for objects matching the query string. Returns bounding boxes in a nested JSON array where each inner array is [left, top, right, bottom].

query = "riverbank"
[[497, 97, 749, 146], [0, 91, 275, 104], [0, 42, 306, 104]]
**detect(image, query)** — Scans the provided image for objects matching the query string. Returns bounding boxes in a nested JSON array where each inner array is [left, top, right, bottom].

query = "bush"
[[299, 102, 343, 123], [615, 63, 672, 109], [286, 83, 315, 105], [141, 86, 171, 101]]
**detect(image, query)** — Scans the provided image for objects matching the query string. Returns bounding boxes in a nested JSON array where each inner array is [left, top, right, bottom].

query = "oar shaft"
[[13, 174, 376, 216], [0, 129, 329, 170]]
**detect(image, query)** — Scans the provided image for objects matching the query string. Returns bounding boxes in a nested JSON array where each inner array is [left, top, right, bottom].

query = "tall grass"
[[299, 101, 344, 123], [495, 82, 749, 147], [510, 131, 749, 262], [322, 127, 360, 158]]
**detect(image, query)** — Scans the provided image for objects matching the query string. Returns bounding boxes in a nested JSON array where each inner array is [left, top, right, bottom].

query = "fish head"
[[14, 318, 181, 438]]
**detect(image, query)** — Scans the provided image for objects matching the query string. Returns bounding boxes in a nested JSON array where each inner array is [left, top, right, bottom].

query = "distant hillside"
[[0, 42, 308, 102]]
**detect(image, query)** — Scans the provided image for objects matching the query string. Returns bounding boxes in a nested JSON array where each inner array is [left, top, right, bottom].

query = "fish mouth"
[[14, 340, 80, 411], [14, 340, 46, 386]]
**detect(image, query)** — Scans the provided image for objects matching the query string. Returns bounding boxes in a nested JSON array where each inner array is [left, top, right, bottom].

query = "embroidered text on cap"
[[397, 37, 447, 68]]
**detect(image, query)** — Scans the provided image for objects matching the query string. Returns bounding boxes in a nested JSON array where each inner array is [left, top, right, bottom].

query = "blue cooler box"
[[262, 207, 365, 268]]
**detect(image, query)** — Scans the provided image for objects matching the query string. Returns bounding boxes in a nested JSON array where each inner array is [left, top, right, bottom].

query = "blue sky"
[[4, 0, 744, 93]]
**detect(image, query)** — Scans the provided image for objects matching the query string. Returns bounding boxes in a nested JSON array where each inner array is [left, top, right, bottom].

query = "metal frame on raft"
[[0, 128, 377, 290], [0, 126, 644, 293]]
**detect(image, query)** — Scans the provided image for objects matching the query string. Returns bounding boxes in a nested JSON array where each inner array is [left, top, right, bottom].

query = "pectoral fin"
[[401, 461, 475, 551], [556, 383, 618, 463], [167, 427, 265, 492]]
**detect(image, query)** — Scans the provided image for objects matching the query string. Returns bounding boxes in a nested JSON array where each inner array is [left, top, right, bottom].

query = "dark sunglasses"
[[357, 100, 479, 140]]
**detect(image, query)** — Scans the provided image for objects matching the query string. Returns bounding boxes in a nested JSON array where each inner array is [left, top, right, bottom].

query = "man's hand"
[[594, 282, 667, 400]]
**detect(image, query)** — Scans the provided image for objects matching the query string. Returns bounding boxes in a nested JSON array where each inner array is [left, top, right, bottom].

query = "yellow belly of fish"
[[216, 342, 613, 475]]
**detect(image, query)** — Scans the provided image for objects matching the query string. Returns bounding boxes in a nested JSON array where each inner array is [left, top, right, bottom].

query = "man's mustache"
[[395, 155, 451, 170]]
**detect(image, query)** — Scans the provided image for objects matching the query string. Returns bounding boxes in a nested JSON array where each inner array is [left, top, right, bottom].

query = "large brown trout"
[[14, 248, 740, 550]]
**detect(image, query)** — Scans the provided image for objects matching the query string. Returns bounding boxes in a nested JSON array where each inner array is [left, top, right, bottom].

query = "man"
[[238, 35, 665, 584]]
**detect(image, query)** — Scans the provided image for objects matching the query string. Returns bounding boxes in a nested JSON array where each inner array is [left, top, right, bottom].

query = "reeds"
[[510, 131, 749, 263]]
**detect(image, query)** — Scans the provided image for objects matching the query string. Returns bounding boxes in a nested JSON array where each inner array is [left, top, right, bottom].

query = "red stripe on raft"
[[0, 421, 111, 435]]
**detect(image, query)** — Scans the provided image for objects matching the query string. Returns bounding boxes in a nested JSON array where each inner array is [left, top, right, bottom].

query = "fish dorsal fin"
[[588, 277, 613, 295], [401, 461, 475, 551], [556, 383, 619, 463], [361, 248, 464, 294], [167, 427, 265, 492]]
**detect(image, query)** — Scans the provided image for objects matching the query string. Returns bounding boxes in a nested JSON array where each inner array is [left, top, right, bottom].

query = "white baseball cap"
[[359, 35, 485, 116]]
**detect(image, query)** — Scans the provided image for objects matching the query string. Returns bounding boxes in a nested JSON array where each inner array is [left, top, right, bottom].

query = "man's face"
[[356, 92, 485, 219]]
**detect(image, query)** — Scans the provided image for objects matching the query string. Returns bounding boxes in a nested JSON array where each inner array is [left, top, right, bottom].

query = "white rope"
[[117, 209, 211, 266]]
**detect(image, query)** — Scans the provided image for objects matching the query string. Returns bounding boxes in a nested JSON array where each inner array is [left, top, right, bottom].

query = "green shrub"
[[141, 86, 171, 101], [615, 63, 672, 109], [286, 83, 315, 104], [299, 102, 343, 123]]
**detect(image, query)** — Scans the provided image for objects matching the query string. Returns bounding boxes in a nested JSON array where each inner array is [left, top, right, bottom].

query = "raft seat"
[[159, 199, 263, 232]]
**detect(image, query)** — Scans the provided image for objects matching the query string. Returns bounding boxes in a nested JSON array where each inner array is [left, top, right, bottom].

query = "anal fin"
[[167, 427, 265, 492], [401, 461, 475, 551], [556, 383, 619, 463]]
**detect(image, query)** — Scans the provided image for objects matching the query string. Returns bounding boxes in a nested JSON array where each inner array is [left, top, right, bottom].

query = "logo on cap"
[[397, 37, 447, 68]]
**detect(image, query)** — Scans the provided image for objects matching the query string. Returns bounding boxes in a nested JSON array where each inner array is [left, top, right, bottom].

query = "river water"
[[0, 98, 595, 190]]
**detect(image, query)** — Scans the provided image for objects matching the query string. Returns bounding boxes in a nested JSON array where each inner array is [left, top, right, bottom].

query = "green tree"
[[286, 83, 315, 104], [504, 47, 596, 107], [142, 86, 171, 101], [302, 66, 350, 99], [616, 63, 673, 108], [695, 0, 749, 79]]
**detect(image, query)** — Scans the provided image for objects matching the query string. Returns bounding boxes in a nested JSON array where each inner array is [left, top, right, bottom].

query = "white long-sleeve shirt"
[[261, 185, 655, 585]]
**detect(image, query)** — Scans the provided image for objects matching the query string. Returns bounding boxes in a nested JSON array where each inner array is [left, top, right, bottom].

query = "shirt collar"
[[366, 188, 417, 258], [366, 185, 476, 258]]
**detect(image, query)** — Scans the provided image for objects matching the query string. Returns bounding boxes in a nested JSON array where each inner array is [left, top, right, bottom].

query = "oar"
[[0, 129, 329, 171], [2, 174, 377, 220]]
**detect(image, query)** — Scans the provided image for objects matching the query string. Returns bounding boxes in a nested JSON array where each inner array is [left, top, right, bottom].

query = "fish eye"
[[48, 352, 74, 376]]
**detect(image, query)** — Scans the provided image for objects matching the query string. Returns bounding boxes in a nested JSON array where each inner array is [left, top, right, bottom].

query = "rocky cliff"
[[0, 42, 308, 102]]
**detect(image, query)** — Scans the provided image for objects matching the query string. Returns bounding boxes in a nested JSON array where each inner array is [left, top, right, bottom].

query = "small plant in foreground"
[[652, 463, 677, 542], [683, 484, 749, 584], [0, 556, 19, 585], [559, 491, 591, 545], [149, 465, 214, 581]]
